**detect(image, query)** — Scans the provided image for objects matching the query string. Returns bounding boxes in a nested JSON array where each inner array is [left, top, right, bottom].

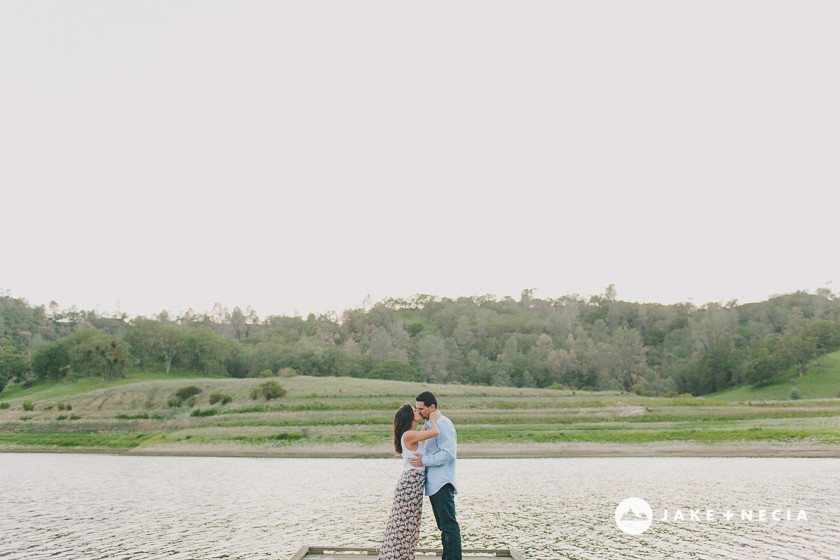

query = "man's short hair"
[[416, 391, 438, 408]]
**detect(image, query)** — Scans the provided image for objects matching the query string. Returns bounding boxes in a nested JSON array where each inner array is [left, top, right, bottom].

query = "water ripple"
[[1, 455, 839, 559]]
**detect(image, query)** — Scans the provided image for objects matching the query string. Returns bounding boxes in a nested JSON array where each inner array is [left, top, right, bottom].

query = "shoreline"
[[3, 441, 839, 458]]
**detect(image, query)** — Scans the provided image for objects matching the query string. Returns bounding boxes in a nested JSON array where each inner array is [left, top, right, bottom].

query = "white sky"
[[2, 1, 838, 318]]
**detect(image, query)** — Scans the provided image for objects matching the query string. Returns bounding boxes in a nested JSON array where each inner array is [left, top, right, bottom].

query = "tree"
[[369, 327, 392, 362], [547, 348, 581, 387], [67, 329, 130, 385], [612, 327, 650, 390], [387, 321, 410, 362], [342, 337, 361, 357], [124, 318, 166, 371], [417, 335, 449, 383], [346, 354, 376, 378], [746, 343, 780, 386], [691, 339, 745, 394], [803, 320, 840, 354], [254, 380, 287, 400], [250, 340, 294, 375], [225, 339, 250, 378], [454, 315, 474, 348], [489, 361, 513, 387], [125, 319, 186, 374], [777, 334, 818, 378], [184, 328, 228, 375], [30, 339, 72, 381], [230, 307, 246, 341], [368, 360, 418, 381], [405, 322, 424, 337], [0, 348, 29, 395], [691, 305, 738, 352], [161, 326, 186, 374]]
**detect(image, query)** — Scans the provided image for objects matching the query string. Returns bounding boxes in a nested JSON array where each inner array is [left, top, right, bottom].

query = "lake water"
[[0, 454, 838, 559]]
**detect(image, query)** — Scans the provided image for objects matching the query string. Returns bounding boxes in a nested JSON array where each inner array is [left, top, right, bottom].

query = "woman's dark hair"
[[393, 404, 415, 454], [416, 391, 437, 408]]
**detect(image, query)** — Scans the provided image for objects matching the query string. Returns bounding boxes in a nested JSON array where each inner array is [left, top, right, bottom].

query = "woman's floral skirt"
[[378, 468, 425, 560]]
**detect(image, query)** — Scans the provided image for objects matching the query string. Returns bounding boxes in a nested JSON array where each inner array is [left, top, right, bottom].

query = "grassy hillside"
[[710, 349, 840, 402], [0, 369, 227, 402], [2, 371, 840, 456]]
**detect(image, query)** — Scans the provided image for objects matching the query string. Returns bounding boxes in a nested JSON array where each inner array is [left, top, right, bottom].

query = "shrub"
[[69, 414, 81, 420], [175, 386, 202, 401], [22, 400, 34, 411], [116, 413, 149, 420], [235, 404, 270, 413], [209, 392, 232, 405], [258, 369, 275, 378], [255, 380, 287, 400], [790, 388, 802, 400], [57, 415, 68, 420], [168, 386, 202, 407], [191, 408, 219, 417], [0, 403, 10, 409]]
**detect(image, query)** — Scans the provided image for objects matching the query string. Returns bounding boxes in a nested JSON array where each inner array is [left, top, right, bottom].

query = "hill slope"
[[2, 372, 840, 457], [709, 350, 840, 402]]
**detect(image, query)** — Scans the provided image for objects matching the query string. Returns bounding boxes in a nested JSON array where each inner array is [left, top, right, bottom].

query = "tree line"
[[2, 287, 840, 397]]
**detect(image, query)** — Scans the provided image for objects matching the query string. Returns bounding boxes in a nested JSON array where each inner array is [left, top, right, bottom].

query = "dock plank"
[[293, 546, 522, 559]]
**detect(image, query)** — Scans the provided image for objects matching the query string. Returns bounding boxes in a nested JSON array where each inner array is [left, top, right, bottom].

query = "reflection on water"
[[0, 454, 839, 559]]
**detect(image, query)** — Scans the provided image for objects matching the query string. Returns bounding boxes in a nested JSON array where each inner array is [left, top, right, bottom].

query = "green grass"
[[0, 429, 305, 449], [0, 431, 161, 448], [2, 370, 840, 453], [710, 349, 840, 402], [455, 425, 840, 444], [0, 369, 228, 402]]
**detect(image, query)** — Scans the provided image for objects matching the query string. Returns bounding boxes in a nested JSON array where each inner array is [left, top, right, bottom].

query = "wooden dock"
[[290, 546, 525, 560]]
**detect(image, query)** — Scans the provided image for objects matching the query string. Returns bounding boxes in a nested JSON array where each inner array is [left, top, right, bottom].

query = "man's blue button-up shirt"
[[421, 414, 457, 497]]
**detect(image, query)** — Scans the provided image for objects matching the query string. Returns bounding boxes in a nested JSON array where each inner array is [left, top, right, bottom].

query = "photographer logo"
[[615, 497, 653, 535]]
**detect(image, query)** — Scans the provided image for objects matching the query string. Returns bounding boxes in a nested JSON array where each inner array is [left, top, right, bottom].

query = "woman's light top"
[[401, 432, 425, 472]]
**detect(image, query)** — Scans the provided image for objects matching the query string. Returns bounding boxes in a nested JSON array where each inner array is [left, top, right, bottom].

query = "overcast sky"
[[2, 1, 838, 318]]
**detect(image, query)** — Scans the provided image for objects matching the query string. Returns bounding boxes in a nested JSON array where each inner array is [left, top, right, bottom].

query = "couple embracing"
[[378, 391, 461, 560]]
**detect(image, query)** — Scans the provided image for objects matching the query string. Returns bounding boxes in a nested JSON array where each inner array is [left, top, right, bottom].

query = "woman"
[[378, 404, 441, 560]]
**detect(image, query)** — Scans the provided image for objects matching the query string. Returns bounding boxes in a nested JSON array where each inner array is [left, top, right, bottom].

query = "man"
[[408, 391, 461, 560]]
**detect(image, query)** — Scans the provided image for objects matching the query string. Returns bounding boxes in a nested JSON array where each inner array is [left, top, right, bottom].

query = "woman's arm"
[[404, 410, 441, 444]]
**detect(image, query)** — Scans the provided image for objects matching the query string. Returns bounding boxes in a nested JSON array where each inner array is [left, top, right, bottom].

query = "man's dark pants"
[[429, 483, 462, 560]]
